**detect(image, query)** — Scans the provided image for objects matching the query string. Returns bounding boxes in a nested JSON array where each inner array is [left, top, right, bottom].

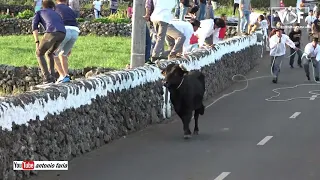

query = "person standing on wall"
[[303, 37, 320, 81], [269, 28, 298, 84], [146, 0, 175, 62], [233, 0, 239, 18], [93, 0, 103, 19], [32, 0, 66, 84], [288, 23, 302, 68], [54, 0, 80, 83], [68, 0, 80, 18], [239, 0, 251, 35]]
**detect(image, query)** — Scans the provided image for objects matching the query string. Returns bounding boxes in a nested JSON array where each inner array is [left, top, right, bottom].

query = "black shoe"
[[290, 65, 294, 68], [272, 77, 278, 84], [298, 64, 303, 68], [307, 75, 310, 80], [316, 77, 319, 81]]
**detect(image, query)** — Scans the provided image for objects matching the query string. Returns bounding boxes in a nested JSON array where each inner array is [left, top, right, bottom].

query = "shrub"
[[0, 14, 12, 19], [93, 11, 130, 23], [16, 9, 34, 19], [77, 18, 85, 22]]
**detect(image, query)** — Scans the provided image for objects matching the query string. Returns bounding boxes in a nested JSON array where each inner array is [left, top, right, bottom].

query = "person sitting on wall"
[[193, 18, 226, 48]]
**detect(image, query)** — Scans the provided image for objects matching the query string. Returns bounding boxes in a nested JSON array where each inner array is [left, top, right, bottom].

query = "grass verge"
[[0, 35, 132, 69]]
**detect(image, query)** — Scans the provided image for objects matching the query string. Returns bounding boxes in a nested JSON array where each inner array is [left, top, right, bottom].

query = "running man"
[[269, 28, 298, 83], [303, 38, 320, 81]]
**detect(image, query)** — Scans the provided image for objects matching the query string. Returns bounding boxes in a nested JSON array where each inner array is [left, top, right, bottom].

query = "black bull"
[[160, 63, 205, 139]]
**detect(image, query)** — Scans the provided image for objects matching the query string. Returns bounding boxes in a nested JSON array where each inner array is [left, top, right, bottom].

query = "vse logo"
[[272, 7, 308, 26]]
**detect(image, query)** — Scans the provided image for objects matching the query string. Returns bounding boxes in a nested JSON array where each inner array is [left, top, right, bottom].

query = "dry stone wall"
[[0, 31, 263, 180]]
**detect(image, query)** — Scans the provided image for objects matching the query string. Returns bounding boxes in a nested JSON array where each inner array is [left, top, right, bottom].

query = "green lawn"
[[0, 35, 132, 69]]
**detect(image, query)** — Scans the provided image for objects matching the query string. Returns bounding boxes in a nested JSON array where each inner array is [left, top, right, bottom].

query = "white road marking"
[[289, 112, 301, 119], [257, 136, 273, 145], [310, 95, 317, 100], [213, 172, 231, 180]]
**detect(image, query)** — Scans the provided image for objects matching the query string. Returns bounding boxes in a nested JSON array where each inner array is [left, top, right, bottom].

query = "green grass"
[[0, 35, 132, 69], [214, 6, 265, 17]]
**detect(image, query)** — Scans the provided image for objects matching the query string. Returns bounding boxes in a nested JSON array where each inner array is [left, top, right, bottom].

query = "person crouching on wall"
[[32, 0, 66, 85], [54, 0, 80, 83]]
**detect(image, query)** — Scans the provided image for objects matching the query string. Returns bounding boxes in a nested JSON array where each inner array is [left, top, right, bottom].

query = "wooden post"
[[130, 0, 146, 68]]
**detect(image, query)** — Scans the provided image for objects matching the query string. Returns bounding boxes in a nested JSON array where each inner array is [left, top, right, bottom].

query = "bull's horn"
[[179, 64, 187, 71]]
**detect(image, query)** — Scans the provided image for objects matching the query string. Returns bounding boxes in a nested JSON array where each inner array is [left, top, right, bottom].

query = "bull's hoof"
[[183, 134, 192, 139], [193, 131, 199, 135]]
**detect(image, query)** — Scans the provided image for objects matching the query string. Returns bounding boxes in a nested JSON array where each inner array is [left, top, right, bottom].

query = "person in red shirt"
[[218, 14, 227, 40]]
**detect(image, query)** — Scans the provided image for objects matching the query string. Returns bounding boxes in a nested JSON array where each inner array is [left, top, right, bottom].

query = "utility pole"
[[130, 0, 146, 68]]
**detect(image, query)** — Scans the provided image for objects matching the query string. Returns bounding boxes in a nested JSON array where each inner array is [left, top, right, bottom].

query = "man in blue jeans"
[[239, 0, 251, 34]]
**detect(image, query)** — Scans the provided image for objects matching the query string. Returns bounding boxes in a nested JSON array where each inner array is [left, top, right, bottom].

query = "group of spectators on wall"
[[125, 0, 232, 68], [92, 0, 119, 19]]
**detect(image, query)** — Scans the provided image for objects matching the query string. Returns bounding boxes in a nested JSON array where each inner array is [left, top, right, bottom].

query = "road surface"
[[31, 34, 320, 180]]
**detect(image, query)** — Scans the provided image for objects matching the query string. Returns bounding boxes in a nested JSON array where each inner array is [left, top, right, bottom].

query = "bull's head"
[[160, 63, 188, 89]]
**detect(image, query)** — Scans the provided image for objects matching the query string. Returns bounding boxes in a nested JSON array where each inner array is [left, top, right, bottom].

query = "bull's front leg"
[[178, 111, 193, 139]]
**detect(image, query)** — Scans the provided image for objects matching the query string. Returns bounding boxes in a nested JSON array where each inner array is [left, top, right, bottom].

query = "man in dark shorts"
[[32, 0, 66, 84]]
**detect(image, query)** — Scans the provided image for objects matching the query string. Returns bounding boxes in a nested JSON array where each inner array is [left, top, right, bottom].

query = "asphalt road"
[[30, 32, 320, 180]]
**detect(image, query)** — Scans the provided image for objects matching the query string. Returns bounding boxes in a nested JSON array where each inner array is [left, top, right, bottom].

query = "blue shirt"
[[55, 4, 78, 27], [32, 8, 66, 33]]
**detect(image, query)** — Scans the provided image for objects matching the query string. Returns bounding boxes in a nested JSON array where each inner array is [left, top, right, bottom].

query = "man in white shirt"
[[93, 0, 103, 19], [147, 0, 176, 61], [194, 18, 226, 47], [165, 20, 194, 57], [303, 38, 320, 81], [305, 10, 316, 40], [269, 28, 298, 83]]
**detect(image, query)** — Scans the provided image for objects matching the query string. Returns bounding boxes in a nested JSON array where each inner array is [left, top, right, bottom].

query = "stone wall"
[[0, 18, 132, 36], [0, 18, 237, 37], [0, 4, 32, 15], [0, 31, 263, 180], [0, 5, 110, 18], [0, 65, 116, 95]]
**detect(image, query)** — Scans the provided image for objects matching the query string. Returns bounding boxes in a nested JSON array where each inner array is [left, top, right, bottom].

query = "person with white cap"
[[269, 28, 298, 83], [303, 37, 320, 81]]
